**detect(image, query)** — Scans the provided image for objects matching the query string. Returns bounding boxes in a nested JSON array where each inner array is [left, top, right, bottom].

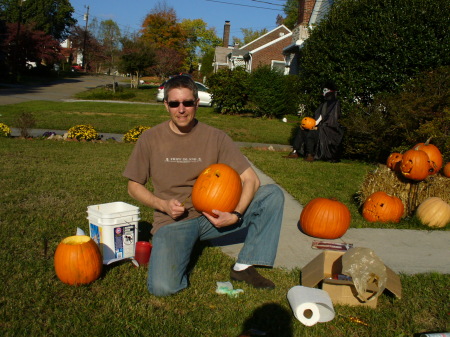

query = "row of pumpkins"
[[54, 156, 449, 286], [300, 139, 450, 239]]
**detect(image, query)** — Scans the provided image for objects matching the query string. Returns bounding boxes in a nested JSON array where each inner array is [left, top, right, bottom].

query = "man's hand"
[[163, 199, 186, 219], [203, 210, 239, 228]]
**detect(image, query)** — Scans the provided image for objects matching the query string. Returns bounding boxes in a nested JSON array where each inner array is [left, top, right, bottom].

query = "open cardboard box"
[[301, 250, 402, 308]]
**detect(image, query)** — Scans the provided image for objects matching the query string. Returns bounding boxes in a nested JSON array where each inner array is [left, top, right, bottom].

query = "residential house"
[[213, 21, 292, 73], [283, 0, 334, 75]]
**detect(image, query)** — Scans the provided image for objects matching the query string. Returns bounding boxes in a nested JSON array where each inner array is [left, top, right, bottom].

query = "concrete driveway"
[[0, 75, 116, 105]]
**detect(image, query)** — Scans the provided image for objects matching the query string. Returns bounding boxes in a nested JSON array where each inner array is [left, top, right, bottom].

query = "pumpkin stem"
[[424, 137, 433, 145]]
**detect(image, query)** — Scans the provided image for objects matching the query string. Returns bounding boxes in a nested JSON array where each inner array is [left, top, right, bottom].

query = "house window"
[[271, 61, 285, 73]]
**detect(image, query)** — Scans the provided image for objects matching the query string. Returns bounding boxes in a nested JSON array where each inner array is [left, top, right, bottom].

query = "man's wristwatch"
[[231, 211, 243, 223]]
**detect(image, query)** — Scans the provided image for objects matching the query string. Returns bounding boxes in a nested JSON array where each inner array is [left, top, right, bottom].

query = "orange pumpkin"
[[192, 163, 242, 217], [386, 152, 403, 172], [443, 162, 450, 178], [299, 198, 351, 239], [54, 235, 103, 285], [413, 138, 443, 174], [362, 191, 404, 223], [400, 149, 432, 181], [300, 117, 316, 130]]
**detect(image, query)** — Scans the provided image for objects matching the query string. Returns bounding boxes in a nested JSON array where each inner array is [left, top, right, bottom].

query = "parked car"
[[71, 65, 84, 72], [156, 80, 212, 107]]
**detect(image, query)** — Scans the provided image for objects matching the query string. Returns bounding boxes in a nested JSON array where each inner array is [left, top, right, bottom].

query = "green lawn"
[[0, 96, 448, 336]]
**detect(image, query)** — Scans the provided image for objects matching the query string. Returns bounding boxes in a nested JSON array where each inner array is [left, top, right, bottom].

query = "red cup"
[[134, 241, 152, 266]]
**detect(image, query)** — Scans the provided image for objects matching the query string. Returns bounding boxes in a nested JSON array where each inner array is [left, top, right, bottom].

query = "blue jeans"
[[147, 184, 284, 297]]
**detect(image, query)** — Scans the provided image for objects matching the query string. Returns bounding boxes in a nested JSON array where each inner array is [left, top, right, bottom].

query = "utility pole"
[[82, 5, 89, 71]]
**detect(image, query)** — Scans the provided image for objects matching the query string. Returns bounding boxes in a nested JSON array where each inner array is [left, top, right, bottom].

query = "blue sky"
[[69, 0, 286, 41]]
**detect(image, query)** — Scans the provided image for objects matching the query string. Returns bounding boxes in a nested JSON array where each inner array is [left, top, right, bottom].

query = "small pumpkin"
[[413, 138, 443, 175], [362, 191, 404, 223], [300, 117, 316, 130], [54, 235, 103, 285], [299, 197, 351, 239], [386, 152, 403, 172], [443, 162, 450, 178], [192, 163, 242, 217], [416, 197, 450, 228], [400, 149, 432, 181]]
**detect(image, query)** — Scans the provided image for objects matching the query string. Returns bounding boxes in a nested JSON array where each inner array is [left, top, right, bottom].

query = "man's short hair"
[[164, 75, 198, 101]]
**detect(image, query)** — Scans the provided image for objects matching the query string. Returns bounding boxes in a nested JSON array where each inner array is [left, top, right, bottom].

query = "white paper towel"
[[287, 286, 335, 326]]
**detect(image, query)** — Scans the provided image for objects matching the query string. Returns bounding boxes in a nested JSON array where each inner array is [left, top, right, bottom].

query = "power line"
[[204, 0, 284, 11]]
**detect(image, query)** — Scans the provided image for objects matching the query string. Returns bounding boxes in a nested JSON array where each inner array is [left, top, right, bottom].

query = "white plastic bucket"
[[87, 202, 140, 264]]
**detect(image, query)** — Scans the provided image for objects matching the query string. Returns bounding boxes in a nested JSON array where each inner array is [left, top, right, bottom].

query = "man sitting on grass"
[[123, 75, 284, 297]]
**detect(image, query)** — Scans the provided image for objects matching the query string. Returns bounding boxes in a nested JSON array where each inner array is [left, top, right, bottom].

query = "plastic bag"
[[341, 247, 387, 302]]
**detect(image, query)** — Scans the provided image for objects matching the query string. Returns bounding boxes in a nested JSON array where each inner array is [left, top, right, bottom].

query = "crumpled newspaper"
[[216, 281, 244, 298]]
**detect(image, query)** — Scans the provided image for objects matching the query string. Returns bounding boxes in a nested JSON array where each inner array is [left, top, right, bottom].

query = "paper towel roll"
[[287, 286, 335, 326]]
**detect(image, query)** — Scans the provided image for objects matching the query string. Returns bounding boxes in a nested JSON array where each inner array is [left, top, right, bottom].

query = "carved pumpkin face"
[[299, 197, 351, 239], [192, 163, 242, 217], [400, 149, 432, 181], [301, 117, 316, 130], [362, 191, 404, 223], [386, 153, 403, 172]]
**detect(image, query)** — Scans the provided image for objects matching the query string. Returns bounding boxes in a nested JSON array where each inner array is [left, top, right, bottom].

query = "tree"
[[140, 2, 185, 52], [98, 20, 121, 74], [0, 0, 76, 41], [180, 18, 221, 73], [297, 0, 450, 110], [119, 37, 155, 88], [280, 0, 298, 30], [151, 47, 184, 79], [69, 25, 107, 72]]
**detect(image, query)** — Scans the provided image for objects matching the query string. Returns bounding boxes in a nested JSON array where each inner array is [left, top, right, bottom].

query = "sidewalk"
[[9, 128, 450, 274]]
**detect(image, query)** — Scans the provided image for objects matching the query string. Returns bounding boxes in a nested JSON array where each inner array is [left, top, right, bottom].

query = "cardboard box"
[[301, 250, 402, 308]]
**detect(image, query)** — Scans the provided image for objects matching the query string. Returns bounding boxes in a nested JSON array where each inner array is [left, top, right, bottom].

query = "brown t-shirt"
[[123, 120, 251, 233]]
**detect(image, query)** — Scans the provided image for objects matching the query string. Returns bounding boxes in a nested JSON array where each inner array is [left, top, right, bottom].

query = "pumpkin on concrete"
[[416, 197, 450, 228], [54, 235, 102, 285], [300, 117, 316, 130], [400, 149, 432, 181], [386, 153, 403, 172], [362, 191, 404, 223], [192, 163, 242, 217], [299, 197, 351, 239], [413, 138, 443, 175], [443, 162, 450, 178]]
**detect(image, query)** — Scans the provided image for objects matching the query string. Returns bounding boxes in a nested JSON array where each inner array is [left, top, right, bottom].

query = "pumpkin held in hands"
[[362, 191, 404, 223], [299, 197, 351, 239], [54, 235, 103, 285], [192, 163, 242, 217], [300, 117, 316, 130]]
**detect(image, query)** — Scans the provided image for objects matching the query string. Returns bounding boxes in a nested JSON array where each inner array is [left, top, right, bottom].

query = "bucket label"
[[114, 225, 135, 259], [90, 223, 102, 248]]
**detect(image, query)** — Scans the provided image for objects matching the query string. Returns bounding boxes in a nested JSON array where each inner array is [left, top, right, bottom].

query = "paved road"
[[0, 75, 116, 105]]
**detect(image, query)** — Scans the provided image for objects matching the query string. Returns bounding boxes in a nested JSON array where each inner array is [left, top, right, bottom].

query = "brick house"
[[213, 21, 292, 73], [283, 0, 334, 74]]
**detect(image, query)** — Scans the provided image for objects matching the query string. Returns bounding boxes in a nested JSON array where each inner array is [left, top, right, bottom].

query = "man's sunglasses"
[[167, 100, 196, 108]]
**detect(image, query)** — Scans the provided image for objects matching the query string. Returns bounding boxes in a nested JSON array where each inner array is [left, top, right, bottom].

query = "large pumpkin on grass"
[[299, 198, 351, 239], [300, 117, 316, 130], [192, 163, 242, 217], [386, 152, 403, 172], [54, 235, 102, 285], [416, 197, 450, 228], [362, 191, 404, 223], [413, 138, 443, 175], [400, 149, 432, 181]]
